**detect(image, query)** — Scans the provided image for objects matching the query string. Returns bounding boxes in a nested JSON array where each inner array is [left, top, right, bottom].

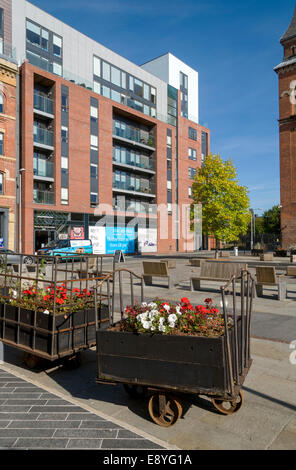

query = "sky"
[[29, 0, 294, 216]]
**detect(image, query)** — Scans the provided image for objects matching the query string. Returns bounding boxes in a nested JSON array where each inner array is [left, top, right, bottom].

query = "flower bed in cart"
[[97, 298, 250, 425], [0, 283, 109, 359]]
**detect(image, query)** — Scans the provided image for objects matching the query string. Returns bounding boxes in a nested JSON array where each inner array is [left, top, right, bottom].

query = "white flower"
[[159, 317, 165, 324], [12, 290, 17, 299], [159, 323, 166, 333], [176, 305, 182, 315], [141, 302, 148, 307], [43, 309, 49, 315], [168, 314, 177, 323], [148, 311, 156, 320], [151, 325, 156, 331], [163, 304, 171, 312], [148, 302, 157, 309], [142, 321, 152, 330]]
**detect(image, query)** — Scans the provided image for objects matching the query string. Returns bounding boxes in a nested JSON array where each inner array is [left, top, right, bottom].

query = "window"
[[102, 85, 110, 98], [180, 72, 188, 90], [151, 87, 156, 104], [111, 89, 121, 103], [121, 71, 126, 89], [26, 20, 41, 47], [0, 93, 3, 113], [41, 29, 48, 51], [188, 127, 197, 141], [167, 203, 172, 213], [91, 106, 98, 119], [94, 56, 100, 77], [134, 79, 143, 98], [61, 188, 68, 204], [61, 126, 68, 143], [94, 81, 101, 94], [188, 187, 192, 198], [53, 35, 62, 57], [202, 131, 208, 157], [61, 157, 68, 169], [102, 61, 110, 81], [111, 66, 121, 87], [91, 193, 98, 205], [188, 148, 197, 160], [91, 135, 98, 149], [0, 172, 3, 194], [91, 164, 98, 178], [0, 132, 3, 154], [53, 62, 62, 76], [189, 167, 197, 180]]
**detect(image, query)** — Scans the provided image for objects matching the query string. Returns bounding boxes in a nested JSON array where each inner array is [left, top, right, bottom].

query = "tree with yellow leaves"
[[191, 154, 250, 244]]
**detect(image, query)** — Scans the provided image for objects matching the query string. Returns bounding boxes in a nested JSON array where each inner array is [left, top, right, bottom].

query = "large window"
[[53, 35, 62, 57], [26, 20, 50, 51], [189, 167, 197, 180], [0, 132, 3, 155], [188, 148, 197, 160], [0, 93, 4, 114], [188, 127, 197, 141], [0, 172, 3, 195]]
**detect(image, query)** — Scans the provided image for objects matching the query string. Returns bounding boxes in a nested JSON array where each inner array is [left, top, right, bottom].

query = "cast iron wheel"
[[123, 384, 147, 399], [148, 393, 182, 427], [23, 256, 34, 265], [23, 353, 41, 369], [211, 390, 245, 415]]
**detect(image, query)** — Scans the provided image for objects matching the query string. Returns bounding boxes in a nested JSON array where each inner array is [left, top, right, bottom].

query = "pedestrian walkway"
[[0, 368, 165, 450]]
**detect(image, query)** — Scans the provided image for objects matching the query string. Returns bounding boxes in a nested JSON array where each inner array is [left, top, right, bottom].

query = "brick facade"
[[0, 56, 17, 250]]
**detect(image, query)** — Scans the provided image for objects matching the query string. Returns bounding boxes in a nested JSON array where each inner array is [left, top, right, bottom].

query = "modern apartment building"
[[0, 0, 210, 254], [275, 5, 296, 249]]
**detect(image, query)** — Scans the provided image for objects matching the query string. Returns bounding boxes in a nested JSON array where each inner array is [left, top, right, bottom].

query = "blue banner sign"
[[105, 227, 135, 254]]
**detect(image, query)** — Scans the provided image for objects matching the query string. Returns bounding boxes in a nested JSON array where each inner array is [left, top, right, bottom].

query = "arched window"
[[0, 93, 4, 114]]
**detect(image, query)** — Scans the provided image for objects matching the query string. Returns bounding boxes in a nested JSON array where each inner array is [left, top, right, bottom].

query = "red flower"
[[181, 297, 190, 304], [205, 298, 213, 305]]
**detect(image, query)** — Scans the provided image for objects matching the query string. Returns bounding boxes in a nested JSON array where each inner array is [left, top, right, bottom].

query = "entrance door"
[[34, 230, 55, 252]]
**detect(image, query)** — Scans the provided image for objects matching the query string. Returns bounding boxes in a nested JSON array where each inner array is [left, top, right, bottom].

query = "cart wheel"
[[148, 393, 182, 427], [123, 384, 147, 399], [211, 390, 245, 415], [23, 353, 41, 369]]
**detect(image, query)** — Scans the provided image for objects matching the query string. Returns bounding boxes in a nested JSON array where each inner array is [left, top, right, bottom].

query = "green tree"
[[262, 205, 281, 235], [191, 153, 250, 243]]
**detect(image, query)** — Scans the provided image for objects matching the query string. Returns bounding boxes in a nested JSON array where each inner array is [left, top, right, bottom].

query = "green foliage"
[[191, 154, 250, 242], [262, 205, 281, 235]]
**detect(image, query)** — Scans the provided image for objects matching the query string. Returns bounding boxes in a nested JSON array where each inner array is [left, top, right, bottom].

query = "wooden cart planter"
[[0, 252, 116, 368], [96, 270, 255, 426]]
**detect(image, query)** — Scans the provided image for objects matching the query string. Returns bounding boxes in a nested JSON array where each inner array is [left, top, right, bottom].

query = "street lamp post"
[[18, 168, 26, 253]]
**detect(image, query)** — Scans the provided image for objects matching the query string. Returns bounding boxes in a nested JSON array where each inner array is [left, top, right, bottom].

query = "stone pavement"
[[0, 368, 168, 450]]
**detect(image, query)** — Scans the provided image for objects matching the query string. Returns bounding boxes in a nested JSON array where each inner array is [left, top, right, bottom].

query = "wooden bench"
[[260, 253, 274, 261], [143, 261, 172, 289], [160, 259, 176, 269], [287, 266, 296, 276], [220, 251, 231, 258], [190, 261, 248, 291], [255, 267, 287, 300]]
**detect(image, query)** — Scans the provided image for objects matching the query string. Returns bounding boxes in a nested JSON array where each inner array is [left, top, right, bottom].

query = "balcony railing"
[[33, 159, 54, 179], [34, 92, 54, 116], [113, 155, 155, 172], [113, 201, 157, 215], [113, 123, 155, 149], [33, 127, 54, 148], [33, 189, 55, 205], [113, 180, 155, 195]]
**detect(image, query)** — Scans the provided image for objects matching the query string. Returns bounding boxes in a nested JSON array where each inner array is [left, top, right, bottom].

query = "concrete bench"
[[255, 267, 287, 300], [143, 261, 172, 289], [190, 261, 248, 291]]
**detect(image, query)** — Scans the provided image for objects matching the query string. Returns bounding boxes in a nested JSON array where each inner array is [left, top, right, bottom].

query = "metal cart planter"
[[96, 269, 255, 426], [0, 252, 116, 368]]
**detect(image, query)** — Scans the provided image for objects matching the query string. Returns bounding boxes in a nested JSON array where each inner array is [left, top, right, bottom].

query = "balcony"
[[113, 123, 155, 150], [113, 155, 155, 173], [113, 200, 157, 215], [33, 189, 55, 205], [33, 159, 54, 179], [33, 127, 54, 150], [34, 92, 54, 117], [113, 180, 155, 197]]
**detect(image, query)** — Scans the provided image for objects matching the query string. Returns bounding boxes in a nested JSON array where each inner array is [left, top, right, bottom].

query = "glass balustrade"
[[33, 159, 54, 178], [113, 179, 155, 195], [34, 92, 54, 115], [33, 126, 54, 147], [33, 189, 55, 205], [113, 123, 155, 148], [113, 154, 155, 171]]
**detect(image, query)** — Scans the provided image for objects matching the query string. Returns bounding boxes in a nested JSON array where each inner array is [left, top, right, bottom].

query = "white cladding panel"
[[141, 52, 199, 124], [11, 0, 168, 117]]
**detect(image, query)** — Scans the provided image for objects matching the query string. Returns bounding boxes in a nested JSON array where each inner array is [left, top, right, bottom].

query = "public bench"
[[259, 253, 274, 261], [143, 261, 172, 289], [287, 266, 296, 276], [255, 266, 287, 300], [190, 261, 248, 291]]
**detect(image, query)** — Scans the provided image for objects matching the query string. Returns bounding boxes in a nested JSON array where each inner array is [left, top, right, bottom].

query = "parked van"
[[37, 239, 93, 259]]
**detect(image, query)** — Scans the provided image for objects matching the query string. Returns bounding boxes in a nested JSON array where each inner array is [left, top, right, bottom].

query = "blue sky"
[[29, 0, 294, 216]]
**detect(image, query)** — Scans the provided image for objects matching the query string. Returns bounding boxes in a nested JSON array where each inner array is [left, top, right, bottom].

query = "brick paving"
[[0, 368, 163, 450]]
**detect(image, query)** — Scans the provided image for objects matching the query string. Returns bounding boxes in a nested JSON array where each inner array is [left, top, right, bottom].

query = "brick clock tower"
[[275, 5, 296, 249]]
